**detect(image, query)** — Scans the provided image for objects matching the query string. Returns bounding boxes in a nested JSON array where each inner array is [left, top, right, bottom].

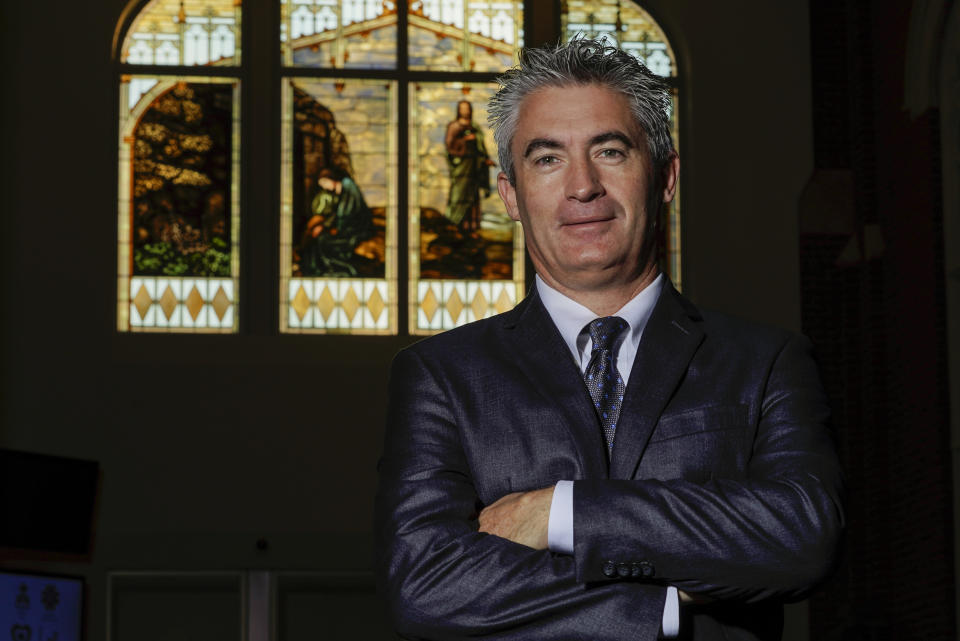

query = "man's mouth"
[[561, 215, 615, 228]]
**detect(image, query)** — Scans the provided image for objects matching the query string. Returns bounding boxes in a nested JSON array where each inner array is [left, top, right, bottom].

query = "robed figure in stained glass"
[[444, 100, 494, 233], [299, 169, 375, 277]]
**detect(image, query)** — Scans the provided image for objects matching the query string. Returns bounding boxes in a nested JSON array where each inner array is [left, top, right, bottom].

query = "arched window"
[[562, 0, 682, 289], [117, 0, 241, 332], [116, 0, 525, 335]]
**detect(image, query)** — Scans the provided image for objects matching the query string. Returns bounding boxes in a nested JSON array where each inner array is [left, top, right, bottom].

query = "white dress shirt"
[[536, 273, 680, 638]]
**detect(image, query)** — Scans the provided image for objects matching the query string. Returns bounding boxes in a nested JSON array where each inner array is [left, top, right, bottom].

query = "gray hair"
[[488, 38, 675, 184]]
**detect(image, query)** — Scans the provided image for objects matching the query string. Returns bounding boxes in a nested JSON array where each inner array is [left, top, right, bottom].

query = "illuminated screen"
[[0, 571, 83, 641]]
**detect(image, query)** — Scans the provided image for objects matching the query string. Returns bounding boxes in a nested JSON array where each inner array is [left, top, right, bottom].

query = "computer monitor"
[[0, 570, 85, 641]]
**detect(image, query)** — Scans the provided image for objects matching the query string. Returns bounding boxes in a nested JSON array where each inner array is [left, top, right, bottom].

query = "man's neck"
[[538, 266, 661, 317]]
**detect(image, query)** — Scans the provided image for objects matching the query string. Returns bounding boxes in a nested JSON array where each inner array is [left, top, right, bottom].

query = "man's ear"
[[497, 171, 521, 222], [661, 152, 680, 204]]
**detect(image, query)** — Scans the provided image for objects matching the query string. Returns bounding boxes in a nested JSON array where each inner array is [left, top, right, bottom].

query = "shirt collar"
[[536, 272, 664, 363]]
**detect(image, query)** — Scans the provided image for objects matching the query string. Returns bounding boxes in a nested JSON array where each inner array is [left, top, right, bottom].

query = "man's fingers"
[[477, 488, 552, 549]]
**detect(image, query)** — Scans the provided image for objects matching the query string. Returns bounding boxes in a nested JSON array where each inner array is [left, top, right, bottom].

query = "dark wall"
[[802, 0, 954, 639]]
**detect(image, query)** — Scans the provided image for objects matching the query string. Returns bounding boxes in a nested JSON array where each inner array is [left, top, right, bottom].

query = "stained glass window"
[[280, 79, 397, 333], [410, 82, 523, 332], [117, 0, 242, 333], [118, 77, 240, 332], [562, 0, 681, 288]]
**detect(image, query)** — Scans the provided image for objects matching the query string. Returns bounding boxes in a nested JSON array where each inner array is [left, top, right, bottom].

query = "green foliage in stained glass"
[[134, 237, 230, 276], [132, 82, 233, 278]]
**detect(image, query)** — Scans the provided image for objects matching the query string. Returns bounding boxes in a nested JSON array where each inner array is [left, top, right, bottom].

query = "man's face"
[[497, 84, 678, 297]]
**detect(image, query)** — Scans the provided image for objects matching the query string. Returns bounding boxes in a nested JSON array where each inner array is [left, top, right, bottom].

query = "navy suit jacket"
[[375, 282, 844, 640]]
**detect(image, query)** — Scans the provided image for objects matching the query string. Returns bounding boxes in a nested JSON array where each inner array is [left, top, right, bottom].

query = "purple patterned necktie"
[[583, 316, 629, 451]]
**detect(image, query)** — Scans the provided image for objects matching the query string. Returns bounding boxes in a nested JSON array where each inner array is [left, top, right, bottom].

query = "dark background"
[[0, 0, 954, 639]]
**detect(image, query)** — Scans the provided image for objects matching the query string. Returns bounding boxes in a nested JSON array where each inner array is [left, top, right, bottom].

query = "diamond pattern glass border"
[[415, 280, 522, 331], [129, 277, 235, 329]]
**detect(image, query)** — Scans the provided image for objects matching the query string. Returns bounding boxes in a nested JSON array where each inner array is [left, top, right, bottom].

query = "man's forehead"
[[512, 85, 644, 148]]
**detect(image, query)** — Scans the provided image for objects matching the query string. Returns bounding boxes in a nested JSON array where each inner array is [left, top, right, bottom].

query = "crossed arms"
[[374, 332, 844, 640]]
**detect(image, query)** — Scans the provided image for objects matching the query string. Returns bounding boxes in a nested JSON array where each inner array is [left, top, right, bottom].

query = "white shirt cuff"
[[662, 586, 679, 637], [547, 480, 574, 554], [548, 481, 678, 638]]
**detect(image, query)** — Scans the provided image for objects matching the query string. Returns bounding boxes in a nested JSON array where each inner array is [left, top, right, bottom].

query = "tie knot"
[[587, 316, 628, 353]]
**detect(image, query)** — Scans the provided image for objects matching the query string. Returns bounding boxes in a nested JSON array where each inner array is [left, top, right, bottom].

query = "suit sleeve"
[[375, 347, 667, 640], [573, 333, 844, 602]]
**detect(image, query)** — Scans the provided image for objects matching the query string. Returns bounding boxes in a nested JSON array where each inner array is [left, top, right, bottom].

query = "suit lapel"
[[609, 282, 705, 479], [501, 291, 609, 479]]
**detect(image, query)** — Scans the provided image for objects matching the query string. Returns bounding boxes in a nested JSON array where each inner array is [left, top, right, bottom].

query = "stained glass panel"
[[562, 0, 674, 78], [409, 82, 524, 333], [659, 86, 680, 290], [280, 79, 398, 333], [121, 0, 241, 66], [281, 0, 398, 68], [118, 77, 240, 331], [408, 1, 522, 72], [563, 0, 681, 289]]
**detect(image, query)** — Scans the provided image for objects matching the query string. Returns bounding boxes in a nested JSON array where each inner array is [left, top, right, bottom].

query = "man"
[[444, 100, 494, 233], [376, 39, 843, 640]]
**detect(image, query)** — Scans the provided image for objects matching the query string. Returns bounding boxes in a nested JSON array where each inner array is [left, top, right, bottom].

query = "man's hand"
[[478, 486, 554, 549]]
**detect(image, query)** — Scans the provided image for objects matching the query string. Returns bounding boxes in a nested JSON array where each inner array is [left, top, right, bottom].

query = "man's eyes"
[[531, 148, 625, 166], [598, 148, 626, 159], [533, 155, 559, 166]]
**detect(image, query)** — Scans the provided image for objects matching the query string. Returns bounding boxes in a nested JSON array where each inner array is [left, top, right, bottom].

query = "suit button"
[[602, 561, 617, 578], [630, 562, 642, 578], [617, 562, 631, 578], [638, 560, 655, 578]]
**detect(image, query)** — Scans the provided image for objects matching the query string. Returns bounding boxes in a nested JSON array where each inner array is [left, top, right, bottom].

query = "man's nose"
[[565, 158, 604, 202]]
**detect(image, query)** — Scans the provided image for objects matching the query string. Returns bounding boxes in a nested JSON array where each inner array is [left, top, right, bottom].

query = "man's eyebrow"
[[589, 131, 635, 148], [523, 138, 563, 158]]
